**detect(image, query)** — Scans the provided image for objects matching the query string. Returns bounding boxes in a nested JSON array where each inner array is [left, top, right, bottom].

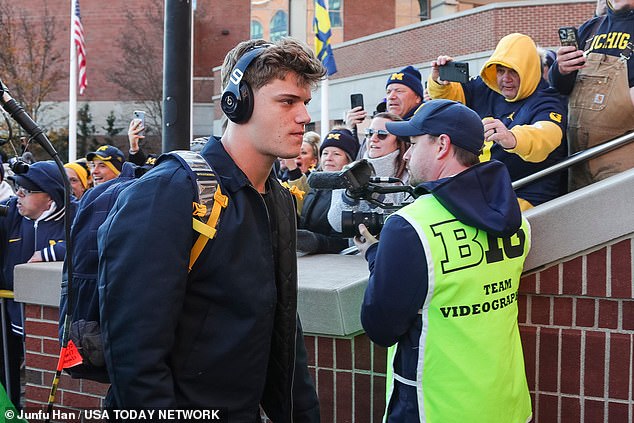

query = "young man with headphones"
[[98, 38, 325, 421]]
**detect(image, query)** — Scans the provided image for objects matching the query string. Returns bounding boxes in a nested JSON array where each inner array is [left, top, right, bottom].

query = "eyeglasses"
[[15, 185, 44, 196], [364, 128, 390, 140]]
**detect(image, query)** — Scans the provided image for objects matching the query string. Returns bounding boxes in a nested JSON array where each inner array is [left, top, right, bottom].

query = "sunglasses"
[[15, 185, 44, 196], [364, 128, 390, 140]]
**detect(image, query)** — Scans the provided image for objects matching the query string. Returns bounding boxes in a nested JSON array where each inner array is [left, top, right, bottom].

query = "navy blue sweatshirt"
[[550, 7, 634, 93]]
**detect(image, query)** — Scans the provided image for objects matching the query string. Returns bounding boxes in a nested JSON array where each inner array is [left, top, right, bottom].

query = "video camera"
[[307, 160, 417, 237]]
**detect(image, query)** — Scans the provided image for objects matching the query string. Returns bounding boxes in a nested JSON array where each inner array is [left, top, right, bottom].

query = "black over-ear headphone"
[[221, 46, 270, 124]]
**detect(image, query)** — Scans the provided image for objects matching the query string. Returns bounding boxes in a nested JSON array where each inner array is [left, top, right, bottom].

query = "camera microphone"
[[307, 171, 350, 190], [307, 159, 376, 192]]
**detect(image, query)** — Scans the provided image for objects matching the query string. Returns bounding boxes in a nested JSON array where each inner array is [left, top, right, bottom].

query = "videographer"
[[0, 161, 72, 409], [354, 100, 532, 422]]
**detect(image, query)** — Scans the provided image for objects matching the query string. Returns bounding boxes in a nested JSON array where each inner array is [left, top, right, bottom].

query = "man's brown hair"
[[221, 38, 326, 93]]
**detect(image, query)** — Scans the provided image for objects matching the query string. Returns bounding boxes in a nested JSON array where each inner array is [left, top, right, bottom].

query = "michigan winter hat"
[[86, 145, 125, 175], [64, 159, 91, 189], [8, 160, 65, 206], [320, 129, 359, 161], [386, 66, 425, 100], [385, 99, 484, 155]]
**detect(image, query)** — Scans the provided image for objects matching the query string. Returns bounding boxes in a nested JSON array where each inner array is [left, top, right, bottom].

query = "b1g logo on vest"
[[430, 219, 527, 274]]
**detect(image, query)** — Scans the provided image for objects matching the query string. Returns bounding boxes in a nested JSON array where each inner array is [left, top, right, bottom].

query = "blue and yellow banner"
[[313, 0, 337, 76]]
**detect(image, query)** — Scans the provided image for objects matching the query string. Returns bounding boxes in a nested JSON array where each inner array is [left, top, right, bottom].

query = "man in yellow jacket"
[[429, 33, 568, 210]]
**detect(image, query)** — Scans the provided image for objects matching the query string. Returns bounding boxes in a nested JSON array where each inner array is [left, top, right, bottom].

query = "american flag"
[[73, 0, 87, 95]]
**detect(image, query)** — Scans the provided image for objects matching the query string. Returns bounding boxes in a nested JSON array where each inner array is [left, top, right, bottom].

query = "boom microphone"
[[307, 159, 376, 192], [307, 171, 350, 190], [0, 78, 57, 157]]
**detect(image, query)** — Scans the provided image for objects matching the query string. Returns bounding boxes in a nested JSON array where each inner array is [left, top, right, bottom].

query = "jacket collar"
[[203, 137, 277, 194]]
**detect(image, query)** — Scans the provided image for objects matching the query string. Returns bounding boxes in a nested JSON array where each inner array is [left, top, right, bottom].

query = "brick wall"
[[518, 237, 634, 423], [14, 0, 248, 102], [21, 234, 634, 422], [344, 0, 397, 42], [304, 236, 634, 422], [330, 3, 595, 79], [23, 305, 108, 416], [304, 334, 387, 422]]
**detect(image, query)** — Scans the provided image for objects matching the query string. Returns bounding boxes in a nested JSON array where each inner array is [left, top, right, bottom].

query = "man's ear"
[[436, 134, 452, 159]]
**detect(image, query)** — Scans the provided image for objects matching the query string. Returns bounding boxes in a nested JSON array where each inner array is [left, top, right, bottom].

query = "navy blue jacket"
[[59, 163, 139, 382], [0, 197, 71, 335], [550, 8, 634, 93], [299, 189, 348, 254], [461, 77, 568, 205], [98, 139, 318, 421]]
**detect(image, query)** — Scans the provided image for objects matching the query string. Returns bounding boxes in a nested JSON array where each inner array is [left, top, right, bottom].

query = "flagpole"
[[320, 78, 329, 140], [68, 0, 78, 162], [314, 0, 336, 140]]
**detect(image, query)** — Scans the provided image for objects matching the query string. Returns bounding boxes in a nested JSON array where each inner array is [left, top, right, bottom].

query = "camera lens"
[[341, 210, 386, 238]]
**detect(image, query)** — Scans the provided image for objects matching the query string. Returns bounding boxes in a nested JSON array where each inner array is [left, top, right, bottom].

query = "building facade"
[[2, 0, 591, 149]]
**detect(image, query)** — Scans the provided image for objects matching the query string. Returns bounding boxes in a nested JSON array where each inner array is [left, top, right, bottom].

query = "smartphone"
[[439, 61, 470, 84], [350, 93, 364, 111], [558, 26, 579, 49], [133, 110, 146, 137]]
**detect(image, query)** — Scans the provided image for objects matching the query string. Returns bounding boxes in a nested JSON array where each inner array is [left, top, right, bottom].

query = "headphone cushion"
[[222, 81, 254, 124]]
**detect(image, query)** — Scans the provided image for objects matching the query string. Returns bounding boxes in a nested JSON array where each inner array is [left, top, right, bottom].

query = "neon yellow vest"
[[384, 194, 532, 423]]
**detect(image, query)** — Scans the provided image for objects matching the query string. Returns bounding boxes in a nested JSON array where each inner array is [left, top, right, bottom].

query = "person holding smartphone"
[[428, 33, 568, 210], [549, 0, 634, 190], [127, 114, 158, 168], [345, 66, 425, 152]]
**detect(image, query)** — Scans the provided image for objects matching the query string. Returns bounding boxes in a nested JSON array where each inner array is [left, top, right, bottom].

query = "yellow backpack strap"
[[165, 150, 229, 272], [190, 187, 228, 271]]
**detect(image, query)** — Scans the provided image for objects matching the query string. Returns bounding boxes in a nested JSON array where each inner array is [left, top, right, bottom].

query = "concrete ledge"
[[296, 254, 369, 337], [524, 167, 634, 272], [14, 262, 62, 308], [14, 255, 369, 337]]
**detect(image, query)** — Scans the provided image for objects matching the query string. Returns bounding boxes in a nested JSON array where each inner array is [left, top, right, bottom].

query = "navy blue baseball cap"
[[86, 145, 125, 175], [385, 99, 484, 155], [8, 160, 65, 206]]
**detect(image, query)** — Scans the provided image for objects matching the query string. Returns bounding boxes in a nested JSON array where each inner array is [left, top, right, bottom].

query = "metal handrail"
[[512, 131, 634, 190], [0, 290, 15, 299]]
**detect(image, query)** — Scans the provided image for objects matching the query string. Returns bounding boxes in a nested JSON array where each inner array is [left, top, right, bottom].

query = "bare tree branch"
[[0, 0, 63, 123], [107, 0, 164, 137]]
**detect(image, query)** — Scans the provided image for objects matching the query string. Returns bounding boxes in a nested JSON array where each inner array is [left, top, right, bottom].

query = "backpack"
[[59, 151, 228, 382]]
